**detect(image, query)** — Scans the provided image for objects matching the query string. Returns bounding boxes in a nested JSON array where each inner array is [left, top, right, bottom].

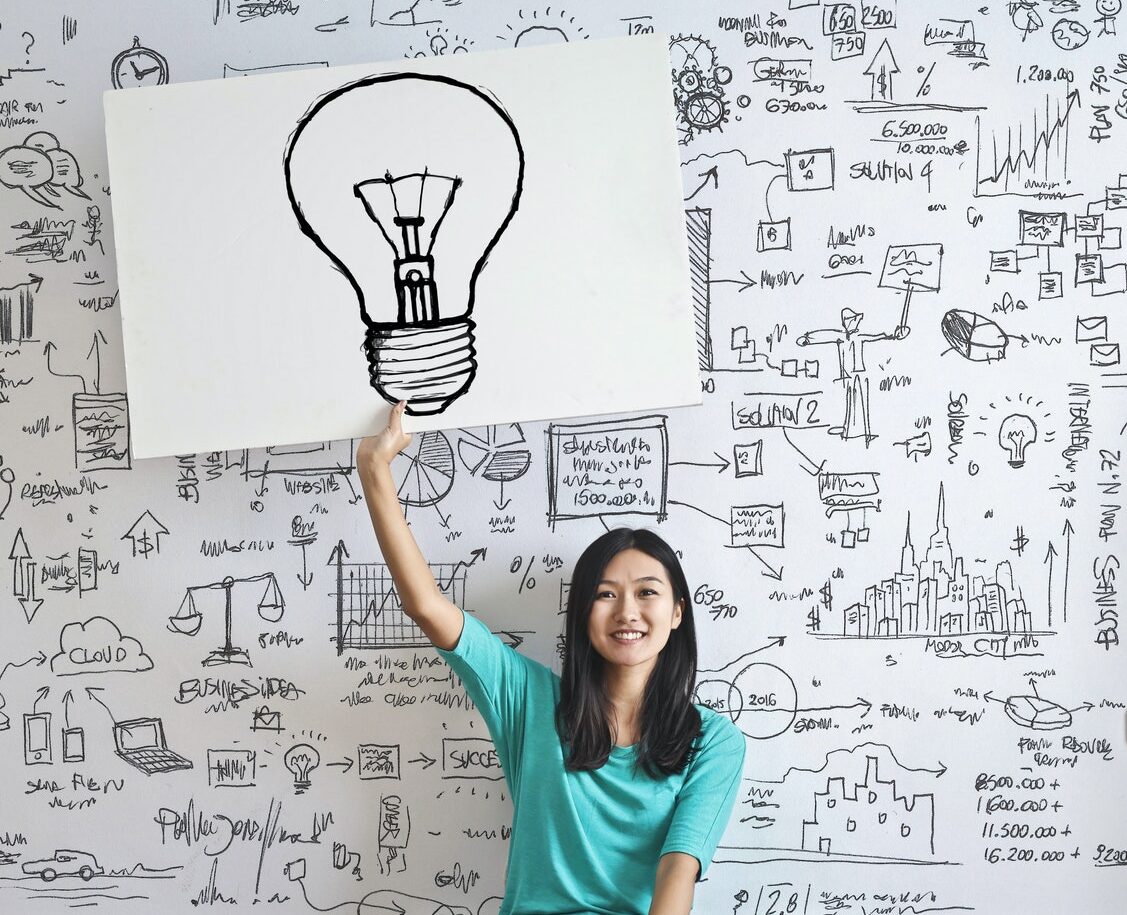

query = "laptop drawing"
[[113, 717, 193, 775]]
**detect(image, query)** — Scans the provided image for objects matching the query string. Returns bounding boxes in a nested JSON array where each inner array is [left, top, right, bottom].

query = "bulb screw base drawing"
[[366, 318, 477, 414]]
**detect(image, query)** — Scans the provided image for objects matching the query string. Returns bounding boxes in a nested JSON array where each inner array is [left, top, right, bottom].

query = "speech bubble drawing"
[[0, 132, 90, 208]]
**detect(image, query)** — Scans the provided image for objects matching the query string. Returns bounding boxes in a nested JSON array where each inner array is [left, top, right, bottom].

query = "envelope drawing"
[[1091, 343, 1121, 367], [1076, 316, 1109, 343], [251, 706, 282, 732]]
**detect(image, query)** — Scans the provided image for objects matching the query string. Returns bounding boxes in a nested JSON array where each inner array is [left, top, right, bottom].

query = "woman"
[[358, 401, 745, 915]]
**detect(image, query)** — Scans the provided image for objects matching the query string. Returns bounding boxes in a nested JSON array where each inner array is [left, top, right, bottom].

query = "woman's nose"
[[614, 597, 640, 621]]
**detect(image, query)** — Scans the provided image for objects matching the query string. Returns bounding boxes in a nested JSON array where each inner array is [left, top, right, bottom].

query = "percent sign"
[[510, 555, 536, 593], [916, 63, 935, 98]]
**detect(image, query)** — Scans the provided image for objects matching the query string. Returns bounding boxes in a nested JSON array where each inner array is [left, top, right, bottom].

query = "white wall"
[[0, 2, 1124, 912]]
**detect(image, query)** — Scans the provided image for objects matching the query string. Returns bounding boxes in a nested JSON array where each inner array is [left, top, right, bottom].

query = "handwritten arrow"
[[667, 500, 727, 526], [408, 752, 436, 770], [1061, 518, 1073, 624], [122, 510, 168, 558], [85, 686, 116, 722], [670, 452, 731, 474], [43, 341, 88, 393], [864, 39, 900, 102], [709, 270, 757, 293], [86, 330, 108, 395], [684, 165, 719, 202], [748, 636, 786, 656], [743, 546, 784, 581], [63, 689, 74, 728], [0, 650, 47, 681], [497, 630, 526, 650], [327, 539, 350, 568], [493, 479, 510, 511], [19, 595, 43, 623], [327, 757, 355, 775], [781, 429, 825, 477], [9, 528, 42, 621], [698, 636, 785, 671], [1044, 540, 1057, 628], [434, 548, 487, 595], [296, 545, 313, 590], [662, 500, 779, 576], [32, 686, 49, 713]]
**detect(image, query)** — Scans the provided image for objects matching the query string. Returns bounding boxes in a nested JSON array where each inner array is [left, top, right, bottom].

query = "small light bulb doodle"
[[998, 413, 1037, 468], [284, 743, 321, 794]]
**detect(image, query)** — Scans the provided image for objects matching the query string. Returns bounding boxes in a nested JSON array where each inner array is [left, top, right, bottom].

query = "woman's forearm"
[[648, 852, 697, 915]]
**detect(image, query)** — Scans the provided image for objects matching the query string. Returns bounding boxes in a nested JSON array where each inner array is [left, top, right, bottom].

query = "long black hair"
[[554, 528, 702, 779]]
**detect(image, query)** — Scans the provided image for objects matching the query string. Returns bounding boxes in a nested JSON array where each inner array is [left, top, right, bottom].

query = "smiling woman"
[[357, 403, 746, 915]]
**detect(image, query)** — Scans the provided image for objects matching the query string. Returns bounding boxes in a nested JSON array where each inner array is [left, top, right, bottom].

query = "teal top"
[[435, 609, 746, 915]]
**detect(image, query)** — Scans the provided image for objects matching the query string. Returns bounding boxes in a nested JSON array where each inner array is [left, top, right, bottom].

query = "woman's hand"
[[356, 400, 412, 476]]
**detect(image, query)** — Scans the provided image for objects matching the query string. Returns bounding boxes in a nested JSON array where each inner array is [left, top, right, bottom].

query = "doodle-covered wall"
[[1, 2, 1125, 913]]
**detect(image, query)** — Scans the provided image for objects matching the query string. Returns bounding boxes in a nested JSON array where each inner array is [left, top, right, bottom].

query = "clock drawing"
[[111, 36, 170, 89]]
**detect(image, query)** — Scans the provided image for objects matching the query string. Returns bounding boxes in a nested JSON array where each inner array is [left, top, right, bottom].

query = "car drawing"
[[21, 850, 103, 881]]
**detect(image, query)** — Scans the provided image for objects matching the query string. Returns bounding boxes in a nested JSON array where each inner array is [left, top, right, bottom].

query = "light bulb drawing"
[[285, 73, 524, 416], [998, 413, 1037, 468], [284, 743, 320, 793]]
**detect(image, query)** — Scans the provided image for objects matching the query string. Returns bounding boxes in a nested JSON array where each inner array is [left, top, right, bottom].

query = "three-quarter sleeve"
[[659, 717, 746, 881]]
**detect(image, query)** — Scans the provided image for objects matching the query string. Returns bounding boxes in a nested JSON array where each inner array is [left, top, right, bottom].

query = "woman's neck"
[[605, 664, 649, 742]]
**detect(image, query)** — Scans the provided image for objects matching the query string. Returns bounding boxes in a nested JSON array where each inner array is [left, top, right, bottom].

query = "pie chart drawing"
[[696, 662, 797, 740], [394, 431, 455, 507], [1003, 694, 1072, 730], [941, 309, 1009, 362], [458, 424, 532, 482]]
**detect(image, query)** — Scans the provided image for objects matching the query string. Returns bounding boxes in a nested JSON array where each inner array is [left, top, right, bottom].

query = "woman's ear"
[[672, 599, 684, 628]]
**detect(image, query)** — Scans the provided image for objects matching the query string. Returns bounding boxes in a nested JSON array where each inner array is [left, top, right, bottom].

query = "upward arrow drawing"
[[122, 510, 169, 558], [864, 39, 900, 102], [85, 687, 117, 722], [9, 528, 42, 622], [1061, 518, 1074, 624]]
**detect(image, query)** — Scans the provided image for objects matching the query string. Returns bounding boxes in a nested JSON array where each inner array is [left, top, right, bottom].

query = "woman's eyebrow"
[[596, 576, 665, 585]]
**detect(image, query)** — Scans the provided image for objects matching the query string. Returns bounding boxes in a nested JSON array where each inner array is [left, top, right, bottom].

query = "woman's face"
[[586, 548, 684, 672]]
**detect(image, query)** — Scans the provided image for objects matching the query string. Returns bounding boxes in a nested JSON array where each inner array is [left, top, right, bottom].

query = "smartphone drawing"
[[24, 712, 51, 765], [63, 726, 86, 763]]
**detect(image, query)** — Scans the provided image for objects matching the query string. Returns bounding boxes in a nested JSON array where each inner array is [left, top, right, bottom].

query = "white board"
[[103, 34, 699, 458]]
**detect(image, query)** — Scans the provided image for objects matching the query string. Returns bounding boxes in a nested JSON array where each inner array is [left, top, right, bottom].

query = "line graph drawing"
[[330, 542, 469, 653], [329, 545, 522, 655], [975, 91, 1081, 198]]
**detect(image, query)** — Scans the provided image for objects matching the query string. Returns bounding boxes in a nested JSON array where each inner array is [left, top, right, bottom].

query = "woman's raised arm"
[[355, 400, 465, 651]]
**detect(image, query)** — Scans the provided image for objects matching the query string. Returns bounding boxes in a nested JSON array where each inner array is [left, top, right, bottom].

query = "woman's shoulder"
[[692, 703, 745, 749]]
